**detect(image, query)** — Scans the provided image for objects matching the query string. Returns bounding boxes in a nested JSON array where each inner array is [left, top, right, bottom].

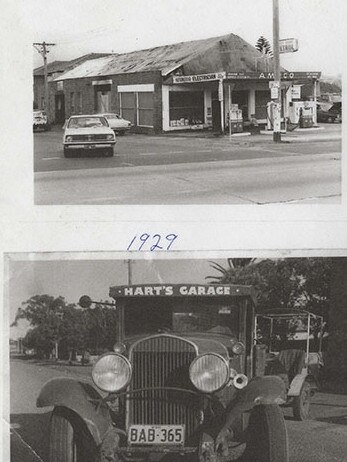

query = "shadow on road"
[[11, 412, 51, 462], [316, 415, 347, 425]]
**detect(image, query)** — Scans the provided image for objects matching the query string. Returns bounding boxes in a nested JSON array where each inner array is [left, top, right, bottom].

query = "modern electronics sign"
[[173, 72, 226, 84]]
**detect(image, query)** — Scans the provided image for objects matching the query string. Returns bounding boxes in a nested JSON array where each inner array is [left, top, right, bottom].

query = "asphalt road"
[[34, 127, 341, 205], [9, 359, 347, 462]]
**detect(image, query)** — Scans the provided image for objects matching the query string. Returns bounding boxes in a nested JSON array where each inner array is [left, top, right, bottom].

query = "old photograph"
[[29, 0, 343, 205], [6, 254, 347, 462]]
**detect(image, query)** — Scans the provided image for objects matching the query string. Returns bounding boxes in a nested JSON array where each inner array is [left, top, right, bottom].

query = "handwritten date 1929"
[[127, 234, 178, 252]]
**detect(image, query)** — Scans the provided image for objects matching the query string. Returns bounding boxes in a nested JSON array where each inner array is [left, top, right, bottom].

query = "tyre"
[[105, 147, 114, 157], [49, 407, 98, 462], [243, 405, 288, 462], [293, 381, 311, 421], [327, 116, 333, 123], [118, 131, 125, 136], [64, 147, 73, 158]]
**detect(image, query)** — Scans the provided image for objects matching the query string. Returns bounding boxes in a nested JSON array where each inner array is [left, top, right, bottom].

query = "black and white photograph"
[[28, 0, 343, 205], [7, 254, 347, 462]]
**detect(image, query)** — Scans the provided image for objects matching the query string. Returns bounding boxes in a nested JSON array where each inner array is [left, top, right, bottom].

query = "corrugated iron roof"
[[55, 33, 268, 81], [34, 53, 112, 77]]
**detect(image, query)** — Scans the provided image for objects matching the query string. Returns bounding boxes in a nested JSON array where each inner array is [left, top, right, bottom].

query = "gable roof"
[[55, 33, 278, 81]]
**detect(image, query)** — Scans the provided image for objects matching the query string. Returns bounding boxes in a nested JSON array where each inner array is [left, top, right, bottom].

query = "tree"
[[207, 257, 332, 314], [12, 295, 82, 359], [255, 36, 273, 56], [325, 258, 347, 377]]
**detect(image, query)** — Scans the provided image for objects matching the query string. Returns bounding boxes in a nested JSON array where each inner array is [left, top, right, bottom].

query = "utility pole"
[[126, 259, 133, 285], [33, 42, 55, 118], [272, 0, 281, 142]]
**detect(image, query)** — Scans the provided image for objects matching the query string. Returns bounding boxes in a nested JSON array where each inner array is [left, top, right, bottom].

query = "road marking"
[[138, 149, 213, 156]]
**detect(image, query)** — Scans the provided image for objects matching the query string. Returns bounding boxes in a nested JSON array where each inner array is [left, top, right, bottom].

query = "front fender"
[[37, 378, 112, 446], [217, 376, 286, 438]]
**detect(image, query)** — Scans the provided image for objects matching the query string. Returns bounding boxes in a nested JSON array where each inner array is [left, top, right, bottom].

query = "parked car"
[[99, 113, 132, 135], [63, 115, 116, 158], [328, 102, 342, 122], [33, 110, 50, 131], [38, 284, 289, 462], [256, 310, 324, 420], [317, 104, 341, 123]]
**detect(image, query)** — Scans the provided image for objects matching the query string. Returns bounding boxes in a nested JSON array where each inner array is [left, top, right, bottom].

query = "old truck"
[[37, 284, 289, 462]]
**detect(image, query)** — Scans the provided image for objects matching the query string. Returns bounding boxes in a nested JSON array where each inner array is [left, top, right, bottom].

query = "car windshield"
[[124, 298, 241, 338], [104, 114, 121, 120], [67, 117, 108, 128]]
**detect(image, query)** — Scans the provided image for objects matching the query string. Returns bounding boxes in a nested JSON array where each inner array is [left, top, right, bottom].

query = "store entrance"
[[211, 91, 221, 132], [55, 94, 65, 124], [232, 90, 249, 120]]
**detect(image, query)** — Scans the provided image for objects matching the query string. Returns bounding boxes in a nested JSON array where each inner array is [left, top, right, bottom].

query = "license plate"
[[84, 144, 96, 149], [128, 425, 185, 445]]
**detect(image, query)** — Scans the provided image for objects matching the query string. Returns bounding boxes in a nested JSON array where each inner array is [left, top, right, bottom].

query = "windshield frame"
[[67, 116, 109, 129]]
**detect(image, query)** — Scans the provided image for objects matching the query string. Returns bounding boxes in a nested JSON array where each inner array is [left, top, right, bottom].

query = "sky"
[[23, 0, 346, 76], [8, 256, 227, 339]]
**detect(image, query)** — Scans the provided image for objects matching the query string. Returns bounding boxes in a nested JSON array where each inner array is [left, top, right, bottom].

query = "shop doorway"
[[94, 84, 111, 113], [232, 90, 249, 120], [211, 91, 221, 131], [55, 94, 65, 124]]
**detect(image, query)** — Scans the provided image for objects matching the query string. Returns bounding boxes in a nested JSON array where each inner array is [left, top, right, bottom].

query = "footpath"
[[160, 124, 342, 146]]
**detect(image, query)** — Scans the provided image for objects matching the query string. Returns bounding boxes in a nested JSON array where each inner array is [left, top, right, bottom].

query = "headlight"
[[92, 353, 131, 392], [106, 134, 115, 140], [190, 354, 229, 393], [65, 136, 73, 142]]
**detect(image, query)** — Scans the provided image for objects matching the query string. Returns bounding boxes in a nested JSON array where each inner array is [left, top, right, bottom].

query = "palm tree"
[[206, 258, 256, 284]]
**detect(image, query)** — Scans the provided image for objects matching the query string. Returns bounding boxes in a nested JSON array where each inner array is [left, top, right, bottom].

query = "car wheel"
[[327, 116, 334, 123], [293, 381, 311, 421], [105, 147, 114, 157], [64, 147, 73, 158], [119, 131, 126, 136], [49, 407, 99, 462], [243, 405, 289, 462]]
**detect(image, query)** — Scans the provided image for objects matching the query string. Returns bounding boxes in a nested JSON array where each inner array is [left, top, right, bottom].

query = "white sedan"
[[63, 115, 116, 158], [99, 113, 132, 135]]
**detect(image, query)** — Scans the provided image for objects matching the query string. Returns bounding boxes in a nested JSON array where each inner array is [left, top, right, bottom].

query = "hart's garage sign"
[[110, 284, 251, 297]]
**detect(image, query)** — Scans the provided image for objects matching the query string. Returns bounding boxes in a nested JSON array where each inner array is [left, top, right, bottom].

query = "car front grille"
[[127, 336, 200, 444], [70, 134, 109, 141]]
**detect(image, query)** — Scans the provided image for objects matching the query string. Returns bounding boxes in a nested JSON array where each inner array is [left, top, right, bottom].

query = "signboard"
[[279, 38, 299, 54], [271, 87, 279, 99], [226, 71, 321, 80], [110, 284, 251, 297], [173, 72, 226, 84], [291, 85, 301, 99], [269, 81, 280, 89]]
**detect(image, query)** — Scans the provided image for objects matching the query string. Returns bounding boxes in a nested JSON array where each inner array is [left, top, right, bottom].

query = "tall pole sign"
[[272, 0, 281, 142]]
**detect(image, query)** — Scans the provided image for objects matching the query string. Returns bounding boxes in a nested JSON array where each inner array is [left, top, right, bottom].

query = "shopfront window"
[[120, 92, 136, 125], [120, 92, 154, 127], [169, 91, 204, 127], [138, 92, 153, 126]]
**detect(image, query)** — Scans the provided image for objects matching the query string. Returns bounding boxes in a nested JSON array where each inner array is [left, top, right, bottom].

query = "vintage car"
[[255, 310, 324, 420], [63, 115, 116, 158], [317, 103, 341, 123], [37, 284, 289, 462], [98, 113, 132, 135], [33, 110, 50, 131]]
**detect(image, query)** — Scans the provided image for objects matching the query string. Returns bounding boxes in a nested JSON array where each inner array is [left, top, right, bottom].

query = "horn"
[[233, 374, 248, 389]]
